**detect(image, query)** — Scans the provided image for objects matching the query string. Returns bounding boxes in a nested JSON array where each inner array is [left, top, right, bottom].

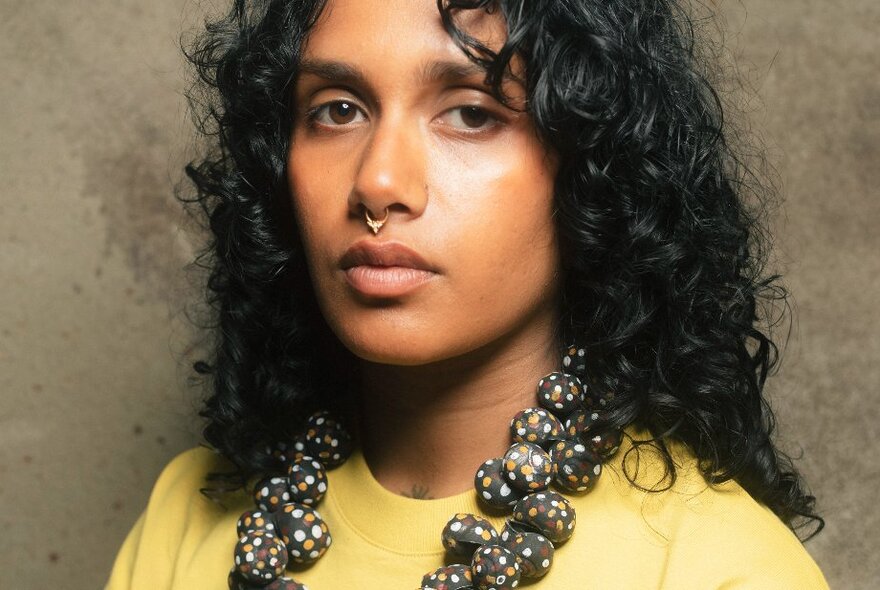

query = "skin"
[[288, 0, 562, 498]]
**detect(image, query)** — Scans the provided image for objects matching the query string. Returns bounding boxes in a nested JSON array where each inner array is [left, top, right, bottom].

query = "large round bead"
[[503, 442, 553, 493], [551, 439, 602, 493], [274, 503, 331, 564], [267, 434, 308, 465], [561, 345, 586, 375], [441, 513, 499, 557], [536, 372, 584, 418], [509, 408, 564, 449], [512, 491, 576, 544], [499, 521, 555, 579], [304, 411, 352, 468], [471, 545, 521, 590], [287, 456, 328, 506], [583, 426, 623, 458], [420, 564, 474, 590], [233, 530, 288, 584], [583, 387, 615, 412], [236, 509, 277, 537], [474, 458, 521, 509], [562, 408, 599, 440], [254, 476, 292, 513], [266, 578, 310, 590]]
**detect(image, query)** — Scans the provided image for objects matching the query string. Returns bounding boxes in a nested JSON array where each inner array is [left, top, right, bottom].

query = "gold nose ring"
[[364, 207, 390, 235]]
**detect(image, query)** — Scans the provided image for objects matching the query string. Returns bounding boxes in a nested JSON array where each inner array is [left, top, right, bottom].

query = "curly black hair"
[[182, 0, 822, 538]]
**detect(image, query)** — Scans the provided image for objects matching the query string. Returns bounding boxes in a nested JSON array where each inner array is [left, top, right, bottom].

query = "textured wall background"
[[0, 1, 876, 588]]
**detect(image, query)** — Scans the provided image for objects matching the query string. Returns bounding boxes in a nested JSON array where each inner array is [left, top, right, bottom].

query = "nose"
[[348, 112, 428, 225]]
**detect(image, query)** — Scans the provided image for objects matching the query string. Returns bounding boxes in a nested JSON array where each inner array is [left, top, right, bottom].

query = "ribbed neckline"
[[327, 446, 508, 556]]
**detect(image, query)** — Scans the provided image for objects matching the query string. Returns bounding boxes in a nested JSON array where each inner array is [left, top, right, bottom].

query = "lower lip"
[[344, 266, 436, 298]]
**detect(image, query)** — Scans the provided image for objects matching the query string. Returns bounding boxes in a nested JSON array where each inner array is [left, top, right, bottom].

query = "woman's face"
[[288, 0, 560, 365]]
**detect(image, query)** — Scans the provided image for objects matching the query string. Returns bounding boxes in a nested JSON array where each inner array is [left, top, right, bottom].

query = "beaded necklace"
[[228, 346, 621, 589]]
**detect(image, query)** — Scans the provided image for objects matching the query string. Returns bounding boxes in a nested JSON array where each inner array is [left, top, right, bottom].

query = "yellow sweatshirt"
[[106, 433, 828, 589]]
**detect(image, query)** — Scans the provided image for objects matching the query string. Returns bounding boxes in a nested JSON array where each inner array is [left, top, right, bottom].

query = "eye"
[[442, 106, 498, 131], [309, 101, 366, 126]]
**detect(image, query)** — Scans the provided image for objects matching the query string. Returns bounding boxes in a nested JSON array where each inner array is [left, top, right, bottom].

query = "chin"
[[332, 323, 467, 368], [340, 335, 440, 366]]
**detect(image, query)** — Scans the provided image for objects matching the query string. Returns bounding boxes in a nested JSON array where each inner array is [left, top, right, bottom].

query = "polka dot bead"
[[254, 476, 292, 513], [441, 513, 499, 557], [585, 426, 623, 459], [509, 407, 564, 449], [275, 503, 331, 564], [562, 408, 600, 440], [499, 521, 555, 579], [512, 491, 576, 545], [231, 567, 310, 590], [583, 388, 615, 412], [233, 530, 288, 584], [267, 434, 308, 466], [502, 443, 553, 493], [420, 564, 474, 590], [287, 456, 328, 506], [471, 544, 521, 590], [304, 411, 352, 468], [561, 345, 586, 375], [536, 372, 584, 418], [265, 578, 310, 590], [551, 439, 602, 493], [474, 458, 522, 509], [236, 509, 276, 537]]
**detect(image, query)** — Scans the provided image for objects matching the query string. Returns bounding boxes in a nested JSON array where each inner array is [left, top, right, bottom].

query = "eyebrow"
[[297, 58, 494, 88]]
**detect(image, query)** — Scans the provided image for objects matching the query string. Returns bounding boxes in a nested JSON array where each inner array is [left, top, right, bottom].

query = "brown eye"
[[459, 106, 490, 128], [328, 101, 358, 124], [442, 105, 498, 131], [310, 101, 365, 127]]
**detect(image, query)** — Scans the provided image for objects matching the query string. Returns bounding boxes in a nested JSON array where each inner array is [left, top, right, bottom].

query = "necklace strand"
[[228, 346, 620, 589]]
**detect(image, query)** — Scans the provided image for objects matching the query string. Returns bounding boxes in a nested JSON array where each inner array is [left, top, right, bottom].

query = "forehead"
[[302, 0, 507, 69]]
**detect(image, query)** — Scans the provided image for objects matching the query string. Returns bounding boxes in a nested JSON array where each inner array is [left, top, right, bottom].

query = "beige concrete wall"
[[1, 1, 876, 588]]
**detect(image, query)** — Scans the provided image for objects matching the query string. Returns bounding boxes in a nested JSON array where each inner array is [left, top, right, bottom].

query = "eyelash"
[[302, 101, 503, 134]]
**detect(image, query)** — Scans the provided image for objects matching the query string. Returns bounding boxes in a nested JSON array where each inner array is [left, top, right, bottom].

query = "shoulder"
[[140, 446, 242, 532], [107, 447, 242, 589], [150, 446, 231, 495], [593, 430, 829, 589]]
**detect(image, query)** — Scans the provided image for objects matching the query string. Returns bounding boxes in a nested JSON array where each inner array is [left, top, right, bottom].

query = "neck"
[[356, 329, 560, 500]]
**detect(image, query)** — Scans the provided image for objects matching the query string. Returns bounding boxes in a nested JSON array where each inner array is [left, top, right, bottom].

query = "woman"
[[107, 0, 828, 588]]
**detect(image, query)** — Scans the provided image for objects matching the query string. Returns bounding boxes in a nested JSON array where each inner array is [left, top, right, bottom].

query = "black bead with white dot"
[[304, 411, 352, 468], [499, 521, 555, 579], [471, 544, 521, 590], [236, 509, 276, 538], [502, 442, 553, 494], [551, 439, 602, 493], [287, 456, 328, 506], [475, 458, 522, 509], [254, 476, 292, 513], [441, 513, 499, 557], [233, 530, 288, 584], [512, 491, 576, 545], [274, 503, 331, 565], [420, 564, 474, 590], [536, 372, 584, 418], [509, 407, 565, 449]]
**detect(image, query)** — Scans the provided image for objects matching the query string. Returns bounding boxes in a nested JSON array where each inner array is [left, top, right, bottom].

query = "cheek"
[[287, 152, 345, 295], [429, 140, 560, 313]]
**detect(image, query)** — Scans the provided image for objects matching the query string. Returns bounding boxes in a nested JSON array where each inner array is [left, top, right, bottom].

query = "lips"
[[340, 241, 437, 298]]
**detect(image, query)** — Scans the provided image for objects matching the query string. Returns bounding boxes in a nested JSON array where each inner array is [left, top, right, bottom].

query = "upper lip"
[[340, 241, 436, 272]]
